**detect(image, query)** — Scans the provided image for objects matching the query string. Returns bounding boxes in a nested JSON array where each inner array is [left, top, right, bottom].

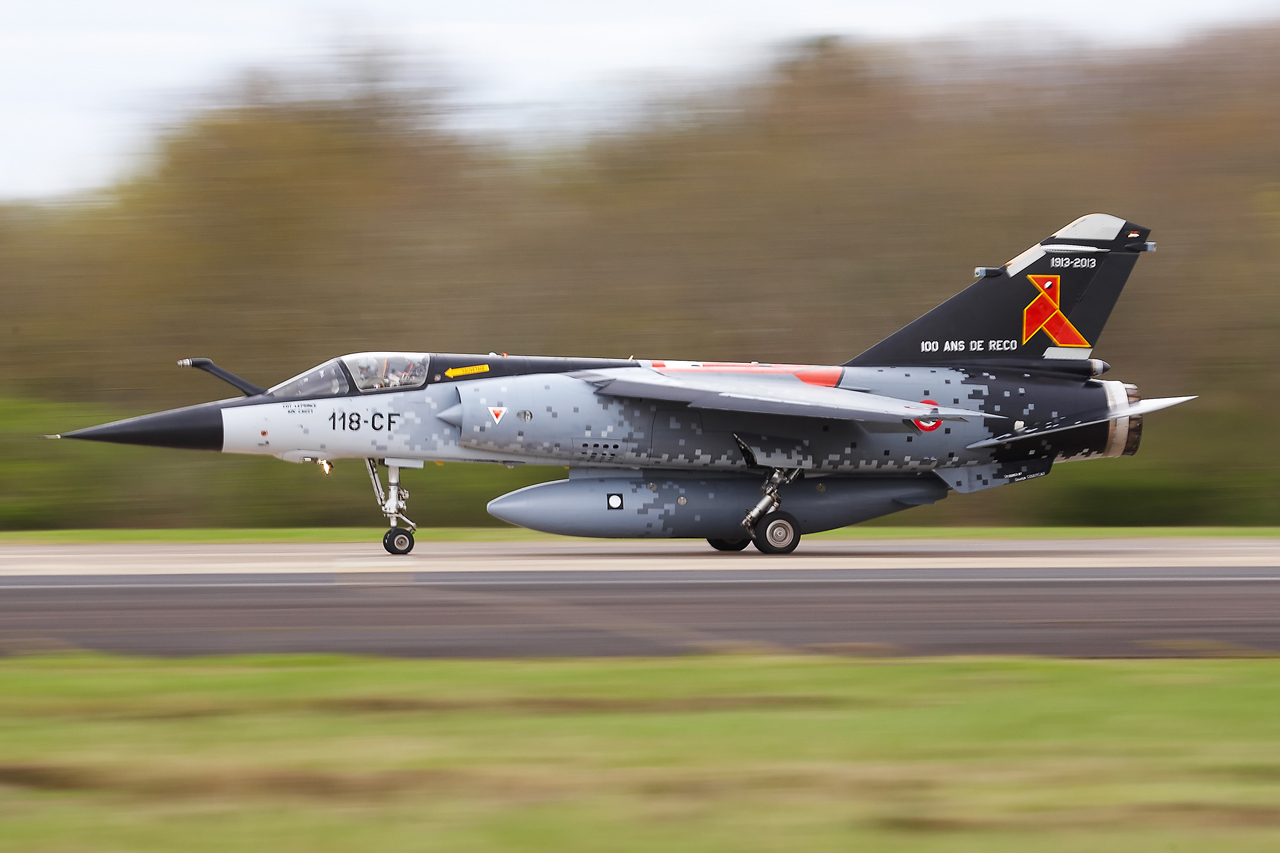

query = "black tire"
[[752, 512, 801, 555], [383, 528, 415, 555], [707, 538, 750, 552]]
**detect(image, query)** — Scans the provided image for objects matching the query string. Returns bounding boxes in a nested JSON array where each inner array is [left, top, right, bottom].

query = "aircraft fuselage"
[[56, 213, 1193, 553]]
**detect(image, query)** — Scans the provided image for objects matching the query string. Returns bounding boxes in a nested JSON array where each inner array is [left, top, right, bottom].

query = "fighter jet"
[[54, 214, 1193, 554]]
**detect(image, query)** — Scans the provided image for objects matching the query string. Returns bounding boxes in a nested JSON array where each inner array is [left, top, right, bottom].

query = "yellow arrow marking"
[[443, 364, 490, 379]]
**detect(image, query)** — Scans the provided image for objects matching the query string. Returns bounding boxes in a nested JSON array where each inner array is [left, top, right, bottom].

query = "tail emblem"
[[1022, 275, 1089, 347]]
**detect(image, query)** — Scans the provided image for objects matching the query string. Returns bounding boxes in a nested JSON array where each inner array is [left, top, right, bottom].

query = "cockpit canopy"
[[342, 353, 430, 391], [267, 353, 430, 399], [267, 360, 348, 399]]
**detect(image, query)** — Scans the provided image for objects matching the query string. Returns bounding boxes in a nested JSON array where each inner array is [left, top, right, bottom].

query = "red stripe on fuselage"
[[648, 362, 842, 387]]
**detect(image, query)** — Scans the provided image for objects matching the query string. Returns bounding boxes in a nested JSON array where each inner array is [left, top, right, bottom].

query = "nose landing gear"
[[365, 459, 418, 555]]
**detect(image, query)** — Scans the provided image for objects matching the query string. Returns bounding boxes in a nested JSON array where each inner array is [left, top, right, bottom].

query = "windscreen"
[[267, 360, 350, 398], [341, 353, 430, 392]]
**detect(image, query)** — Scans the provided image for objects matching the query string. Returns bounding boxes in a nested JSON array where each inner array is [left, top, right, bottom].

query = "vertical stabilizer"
[[847, 214, 1153, 366]]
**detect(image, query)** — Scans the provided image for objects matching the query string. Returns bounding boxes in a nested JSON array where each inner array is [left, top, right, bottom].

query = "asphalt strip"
[[1, 538, 1279, 577]]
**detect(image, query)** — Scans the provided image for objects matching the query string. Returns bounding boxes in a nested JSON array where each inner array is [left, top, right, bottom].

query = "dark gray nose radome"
[[60, 401, 225, 451]]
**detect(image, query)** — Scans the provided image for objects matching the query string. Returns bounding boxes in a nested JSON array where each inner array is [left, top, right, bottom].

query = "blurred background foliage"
[[3, 26, 1280, 528]]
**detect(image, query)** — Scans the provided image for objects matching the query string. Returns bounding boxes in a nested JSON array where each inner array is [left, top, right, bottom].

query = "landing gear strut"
[[741, 467, 803, 555], [366, 459, 417, 555]]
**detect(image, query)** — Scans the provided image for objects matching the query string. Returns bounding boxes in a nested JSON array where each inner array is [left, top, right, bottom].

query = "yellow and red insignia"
[[1022, 275, 1089, 347]]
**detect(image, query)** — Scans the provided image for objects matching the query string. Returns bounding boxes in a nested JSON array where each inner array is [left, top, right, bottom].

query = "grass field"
[[4, 653, 1280, 851], [1, 526, 1279, 544]]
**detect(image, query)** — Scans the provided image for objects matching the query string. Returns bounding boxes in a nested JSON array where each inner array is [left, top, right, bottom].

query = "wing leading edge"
[[573, 367, 1000, 424]]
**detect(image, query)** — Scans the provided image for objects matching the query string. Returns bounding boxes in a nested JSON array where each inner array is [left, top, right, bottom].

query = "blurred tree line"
[[3, 27, 1280, 528]]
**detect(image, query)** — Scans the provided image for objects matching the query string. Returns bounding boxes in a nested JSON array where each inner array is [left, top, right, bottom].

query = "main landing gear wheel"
[[752, 511, 801, 555], [383, 528, 415, 555], [707, 538, 750, 552]]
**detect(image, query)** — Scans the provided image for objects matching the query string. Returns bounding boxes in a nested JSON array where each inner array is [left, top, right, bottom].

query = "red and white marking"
[[913, 399, 942, 432], [645, 360, 842, 387], [489, 406, 508, 424]]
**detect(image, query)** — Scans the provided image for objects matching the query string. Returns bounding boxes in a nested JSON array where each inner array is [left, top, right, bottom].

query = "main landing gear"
[[707, 467, 804, 555], [366, 459, 417, 555], [752, 511, 800, 555]]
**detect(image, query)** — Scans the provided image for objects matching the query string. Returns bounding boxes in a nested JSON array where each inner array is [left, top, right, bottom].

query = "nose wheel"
[[366, 459, 418, 555], [383, 528, 415, 555]]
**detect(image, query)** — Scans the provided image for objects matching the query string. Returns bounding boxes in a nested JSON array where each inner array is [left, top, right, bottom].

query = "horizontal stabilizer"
[[576, 367, 1001, 423], [967, 395, 1196, 449]]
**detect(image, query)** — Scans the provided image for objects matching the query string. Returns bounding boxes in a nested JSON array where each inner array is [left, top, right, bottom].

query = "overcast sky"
[[6, 0, 1280, 200]]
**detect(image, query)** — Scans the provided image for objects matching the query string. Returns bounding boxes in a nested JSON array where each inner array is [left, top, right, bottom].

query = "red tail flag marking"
[[1023, 275, 1089, 347]]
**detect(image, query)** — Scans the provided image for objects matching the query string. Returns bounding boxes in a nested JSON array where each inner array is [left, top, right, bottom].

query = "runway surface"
[[4, 538, 1280, 657]]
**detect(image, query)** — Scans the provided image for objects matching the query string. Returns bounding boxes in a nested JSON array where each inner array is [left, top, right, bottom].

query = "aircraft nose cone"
[[62, 401, 226, 451]]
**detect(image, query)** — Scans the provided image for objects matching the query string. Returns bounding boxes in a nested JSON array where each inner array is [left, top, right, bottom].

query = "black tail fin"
[[847, 214, 1153, 367]]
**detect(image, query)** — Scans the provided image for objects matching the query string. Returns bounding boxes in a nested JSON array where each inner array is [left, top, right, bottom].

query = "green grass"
[[4, 654, 1280, 851], [1, 526, 1278, 544]]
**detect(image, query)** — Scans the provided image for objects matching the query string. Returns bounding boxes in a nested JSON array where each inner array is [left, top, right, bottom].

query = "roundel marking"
[[913, 399, 942, 432]]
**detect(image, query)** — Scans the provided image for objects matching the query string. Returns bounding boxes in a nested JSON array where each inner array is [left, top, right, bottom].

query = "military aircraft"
[[53, 214, 1193, 554]]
